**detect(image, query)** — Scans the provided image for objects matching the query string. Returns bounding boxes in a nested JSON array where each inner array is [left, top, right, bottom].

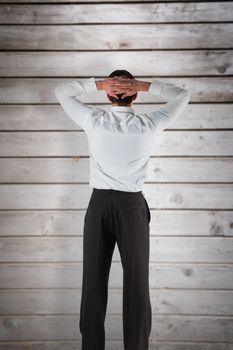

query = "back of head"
[[107, 70, 138, 105]]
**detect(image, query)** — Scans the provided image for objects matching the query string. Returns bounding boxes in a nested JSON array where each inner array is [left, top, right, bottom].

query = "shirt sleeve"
[[54, 77, 98, 131], [144, 79, 191, 133]]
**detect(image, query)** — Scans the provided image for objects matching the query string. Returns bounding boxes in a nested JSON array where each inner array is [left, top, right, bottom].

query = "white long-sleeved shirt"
[[55, 77, 191, 192]]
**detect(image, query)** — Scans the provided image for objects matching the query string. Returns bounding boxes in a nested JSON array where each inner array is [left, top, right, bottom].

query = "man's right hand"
[[110, 76, 141, 99], [100, 76, 132, 99], [96, 76, 151, 99], [109, 76, 151, 98]]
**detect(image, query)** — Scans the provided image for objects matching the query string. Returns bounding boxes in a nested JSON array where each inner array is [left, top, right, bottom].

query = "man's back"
[[84, 104, 156, 191], [55, 77, 191, 192]]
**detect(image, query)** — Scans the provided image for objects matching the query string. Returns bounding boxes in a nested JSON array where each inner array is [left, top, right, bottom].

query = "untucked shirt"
[[55, 77, 191, 192]]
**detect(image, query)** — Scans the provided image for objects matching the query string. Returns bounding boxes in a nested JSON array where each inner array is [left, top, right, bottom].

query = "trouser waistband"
[[92, 187, 143, 198]]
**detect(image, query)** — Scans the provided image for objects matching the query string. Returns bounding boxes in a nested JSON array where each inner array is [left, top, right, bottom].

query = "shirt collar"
[[111, 105, 134, 112]]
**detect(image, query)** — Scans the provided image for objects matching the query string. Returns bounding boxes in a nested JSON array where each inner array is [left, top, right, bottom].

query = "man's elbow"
[[179, 89, 191, 107], [183, 88, 191, 101], [54, 82, 76, 99], [54, 85, 62, 99]]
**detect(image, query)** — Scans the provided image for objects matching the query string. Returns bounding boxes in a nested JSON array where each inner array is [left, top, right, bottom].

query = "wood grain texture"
[[0, 0, 232, 348], [1, 263, 233, 289], [1, 77, 232, 103], [0, 104, 233, 130], [1, 289, 233, 315], [1, 51, 232, 76], [0, 314, 232, 341], [0, 341, 232, 350], [0, 342, 232, 350], [0, 236, 233, 263], [0, 184, 233, 209], [1, 3, 233, 23], [0, 158, 233, 182], [0, 210, 232, 237], [1, 131, 233, 156], [1, 24, 232, 49]]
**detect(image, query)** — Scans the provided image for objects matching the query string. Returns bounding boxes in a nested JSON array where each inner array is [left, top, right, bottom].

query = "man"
[[54, 70, 191, 350]]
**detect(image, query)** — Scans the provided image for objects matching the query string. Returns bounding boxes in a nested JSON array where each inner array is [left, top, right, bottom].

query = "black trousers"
[[79, 188, 152, 350]]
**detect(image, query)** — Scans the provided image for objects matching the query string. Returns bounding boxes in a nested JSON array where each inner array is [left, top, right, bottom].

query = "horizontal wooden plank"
[[1, 51, 232, 77], [0, 314, 232, 341], [0, 131, 232, 157], [1, 23, 232, 49], [1, 77, 232, 103], [1, 289, 233, 315], [152, 315, 233, 342], [152, 344, 233, 350], [0, 104, 233, 130], [0, 209, 232, 237], [0, 263, 233, 289], [0, 341, 232, 350], [0, 158, 232, 183], [1, 78, 232, 103], [0, 237, 232, 263], [1, 3, 232, 23], [0, 0, 225, 3], [0, 184, 233, 210]]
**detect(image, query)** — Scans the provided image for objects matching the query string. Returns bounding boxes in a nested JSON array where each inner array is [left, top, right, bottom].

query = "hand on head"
[[102, 76, 139, 99]]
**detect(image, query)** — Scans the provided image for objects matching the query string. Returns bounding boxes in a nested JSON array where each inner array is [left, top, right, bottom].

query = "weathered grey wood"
[[0, 104, 233, 130], [1, 24, 232, 49], [0, 184, 233, 210], [0, 209, 232, 237], [0, 237, 233, 263], [1, 3, 233, 23], [1, 78, 232, 103], [1, 289, 233, 315], [153, 315, 233, 342], [0, 1, 232, 348], [1, 51, 232, 77], [0, 263, 233, 289], [0, 314, 233, 341], [149, 344, 233, 350], [0, 131, 233, 157], [0, 158, 233, 183], [0, 341, 232, 350]]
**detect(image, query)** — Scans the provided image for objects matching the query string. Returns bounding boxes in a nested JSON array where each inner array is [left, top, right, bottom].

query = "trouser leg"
[[114, 195, 152, 350], [79, 196, 116, 350]]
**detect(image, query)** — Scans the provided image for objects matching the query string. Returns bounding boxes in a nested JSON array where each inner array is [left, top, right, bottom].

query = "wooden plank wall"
[[0, 1, 233, 349]]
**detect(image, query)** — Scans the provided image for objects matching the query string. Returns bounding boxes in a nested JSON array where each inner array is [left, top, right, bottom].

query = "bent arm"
[[54, 77, 98, 130], [143, 79, 191, 133]]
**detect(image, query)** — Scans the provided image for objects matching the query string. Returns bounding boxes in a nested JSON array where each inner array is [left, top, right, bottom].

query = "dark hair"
[[107, 69, 137, 105]]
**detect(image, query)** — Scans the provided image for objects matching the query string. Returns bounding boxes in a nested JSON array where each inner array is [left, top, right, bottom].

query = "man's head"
[[107, 70, 137, 106]]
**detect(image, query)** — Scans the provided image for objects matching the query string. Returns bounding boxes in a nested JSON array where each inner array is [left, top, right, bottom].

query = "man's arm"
[[141, 79, 191, 133], [111, 77, 190, 131], [54, 77, 98, 130], [95, 80, 103, 91]]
